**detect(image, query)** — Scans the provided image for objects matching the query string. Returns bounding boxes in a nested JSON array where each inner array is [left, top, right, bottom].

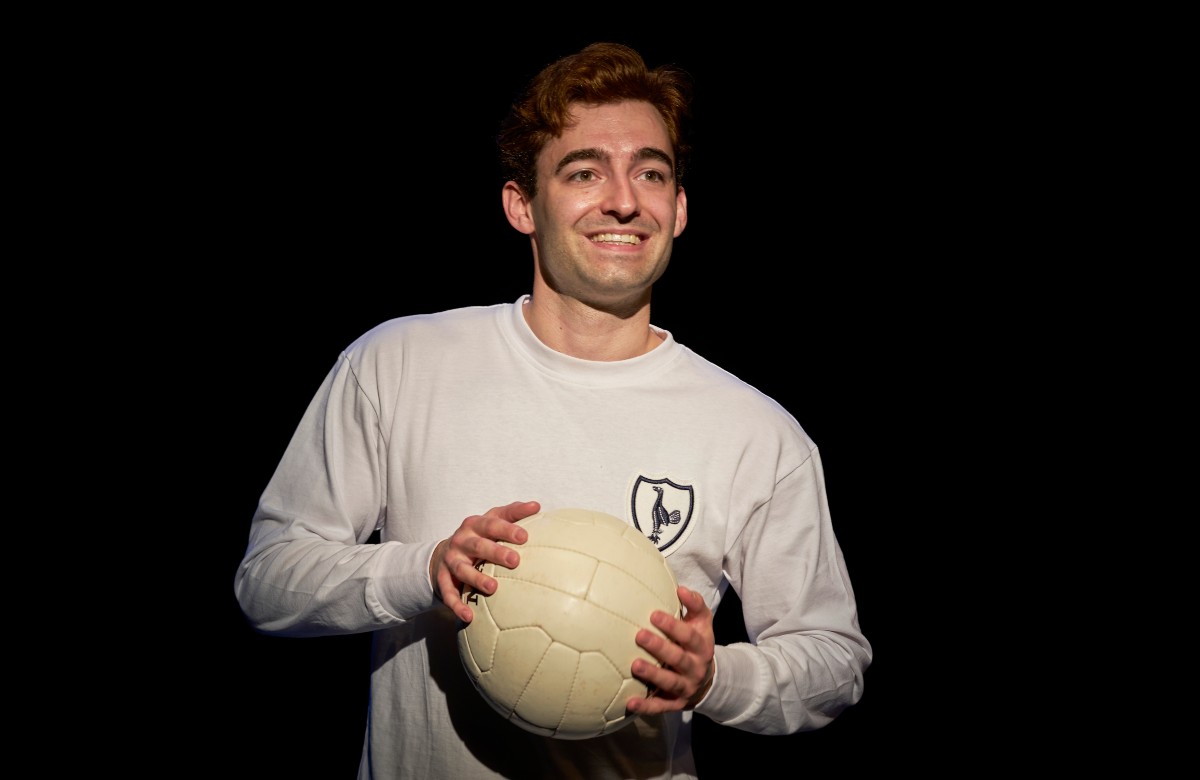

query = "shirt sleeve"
[[233, 351, 441, 636], [694, 448, 872, 733]]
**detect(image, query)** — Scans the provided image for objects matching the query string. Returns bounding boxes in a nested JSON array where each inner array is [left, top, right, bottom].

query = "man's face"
[[526, 100, 687, 310]]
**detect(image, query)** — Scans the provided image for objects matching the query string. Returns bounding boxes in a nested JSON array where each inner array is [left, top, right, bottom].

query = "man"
[[235, 42, 871, 779]]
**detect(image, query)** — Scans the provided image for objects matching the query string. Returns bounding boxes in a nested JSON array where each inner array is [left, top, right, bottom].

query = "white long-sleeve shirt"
[[235, 296, 871, 779]]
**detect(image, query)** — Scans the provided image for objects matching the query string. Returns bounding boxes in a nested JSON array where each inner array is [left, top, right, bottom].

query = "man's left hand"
[[626, 585, 716, 714]]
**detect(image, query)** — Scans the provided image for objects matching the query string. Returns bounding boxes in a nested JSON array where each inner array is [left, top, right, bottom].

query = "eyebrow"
[[553, 147, 675, 175]]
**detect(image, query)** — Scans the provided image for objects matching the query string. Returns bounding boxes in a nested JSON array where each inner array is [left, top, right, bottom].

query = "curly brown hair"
[[497, 42, 693, 200]]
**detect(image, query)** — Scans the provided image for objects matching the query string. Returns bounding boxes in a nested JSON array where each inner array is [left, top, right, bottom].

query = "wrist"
[[687, 657, 716, 709], [429, 539, 449, 592]]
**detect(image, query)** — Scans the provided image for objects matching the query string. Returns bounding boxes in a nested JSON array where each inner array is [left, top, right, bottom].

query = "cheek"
[[566, 194, 600, 215], [649, 201, 683, 237], [539, 197, 594, 229]]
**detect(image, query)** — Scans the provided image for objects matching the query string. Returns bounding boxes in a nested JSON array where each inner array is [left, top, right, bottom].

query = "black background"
[[155, 24, 1012, 778]]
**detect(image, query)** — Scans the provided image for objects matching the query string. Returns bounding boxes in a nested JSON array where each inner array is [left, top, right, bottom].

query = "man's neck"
[[521, 293, 662, 361]]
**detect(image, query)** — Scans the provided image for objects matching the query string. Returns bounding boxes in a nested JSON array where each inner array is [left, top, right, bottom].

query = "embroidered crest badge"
[[630, 476, 694, 555]]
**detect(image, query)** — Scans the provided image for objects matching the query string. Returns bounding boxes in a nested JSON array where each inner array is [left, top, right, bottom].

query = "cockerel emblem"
[[630, 476, 694, 554], [649, 486, 681, 544]]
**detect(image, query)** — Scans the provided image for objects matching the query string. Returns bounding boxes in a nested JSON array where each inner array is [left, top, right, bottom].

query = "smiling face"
[[503, 100, 688, 314]]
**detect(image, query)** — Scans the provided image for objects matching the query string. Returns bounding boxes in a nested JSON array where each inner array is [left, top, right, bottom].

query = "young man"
[[235, 42, 871, 779]]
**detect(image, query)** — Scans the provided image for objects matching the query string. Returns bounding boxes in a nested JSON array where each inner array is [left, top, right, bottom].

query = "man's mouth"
[[590, 233, 643, 245]]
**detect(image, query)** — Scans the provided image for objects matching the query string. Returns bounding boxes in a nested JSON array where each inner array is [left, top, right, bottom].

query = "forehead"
[[541, 101, 673, 167]]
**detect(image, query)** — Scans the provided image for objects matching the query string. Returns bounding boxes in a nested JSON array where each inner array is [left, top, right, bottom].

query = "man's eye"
[[640, 170, 666, 183], [569, 170, 596, 182]]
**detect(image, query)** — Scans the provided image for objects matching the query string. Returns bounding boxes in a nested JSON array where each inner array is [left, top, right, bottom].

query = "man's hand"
[[430, 500, 540, 622], [626, 586, 716, 714]]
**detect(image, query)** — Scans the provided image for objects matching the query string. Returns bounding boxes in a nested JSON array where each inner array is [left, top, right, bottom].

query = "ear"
[[673, 185, 688, 238], [503, 182, 536, 235]]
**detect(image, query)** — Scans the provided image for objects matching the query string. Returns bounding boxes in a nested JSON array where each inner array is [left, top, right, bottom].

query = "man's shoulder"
[[327, 303, 514, 380], [675, 345, 812, 439], [354, 302, 509, 346]]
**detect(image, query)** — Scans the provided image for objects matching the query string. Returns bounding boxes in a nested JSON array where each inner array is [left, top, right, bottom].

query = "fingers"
[[486, 500, 542, 524], [677, 585, 711, 620], [469, 501, 540, 559], [456, 529, 521, 571], [439, 568, 474, 623], [433, 501, 541, 620], [627, 586, 715, 715]]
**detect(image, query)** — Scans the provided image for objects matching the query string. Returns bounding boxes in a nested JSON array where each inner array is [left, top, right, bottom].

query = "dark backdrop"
[[161, 28, 991, 778]]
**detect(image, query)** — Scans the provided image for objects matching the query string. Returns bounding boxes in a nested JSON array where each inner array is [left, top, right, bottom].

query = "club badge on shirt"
[[629, 475, 695, 555]]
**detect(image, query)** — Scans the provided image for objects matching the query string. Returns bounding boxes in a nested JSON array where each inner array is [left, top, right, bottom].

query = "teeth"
[[592, 233, 641, 245]]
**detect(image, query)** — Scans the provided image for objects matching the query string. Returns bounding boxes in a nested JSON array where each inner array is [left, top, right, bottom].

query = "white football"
[[457, 507, 682, 740]]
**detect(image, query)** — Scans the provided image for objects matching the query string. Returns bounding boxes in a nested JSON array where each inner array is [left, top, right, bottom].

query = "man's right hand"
[[430, 500, 540, 622]]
